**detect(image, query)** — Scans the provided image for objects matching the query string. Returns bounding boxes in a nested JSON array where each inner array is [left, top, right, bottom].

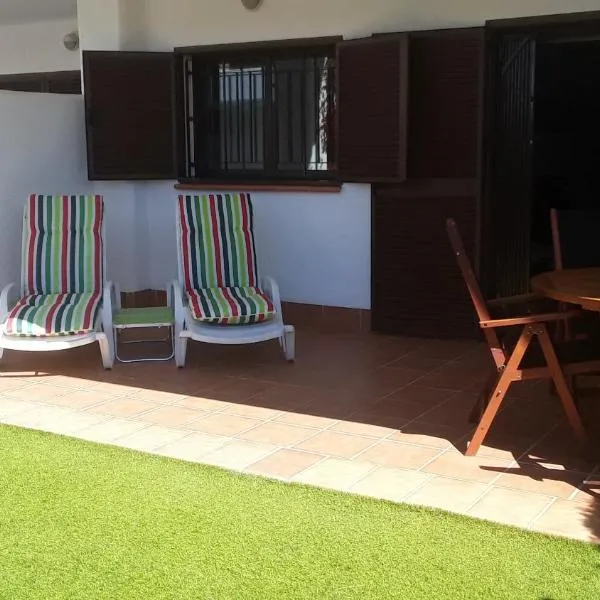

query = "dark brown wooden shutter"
[[372, 28, 484, 338], [336, 35, 408, 182], [407, 29, 483, 178], [83, 51, 176, 180], [480, 34, 535, 298]]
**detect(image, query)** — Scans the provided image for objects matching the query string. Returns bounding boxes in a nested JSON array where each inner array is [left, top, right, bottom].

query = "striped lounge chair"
[[0, 194, 115, 369], [171, 193, 295, 367]]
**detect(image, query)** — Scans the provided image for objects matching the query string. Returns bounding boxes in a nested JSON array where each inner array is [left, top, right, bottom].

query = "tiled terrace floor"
[[1, 330, 599, 543]]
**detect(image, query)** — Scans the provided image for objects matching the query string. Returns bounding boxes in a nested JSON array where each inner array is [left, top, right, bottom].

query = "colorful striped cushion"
[[178, 194, 259, 290], [3, 293, 101, 337], [186, 287, 275, 325], [23, 194, 104, 295]]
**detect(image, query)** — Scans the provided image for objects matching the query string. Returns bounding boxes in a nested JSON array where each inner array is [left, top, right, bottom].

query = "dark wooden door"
[[372, 28, 484, 338], [480, 34, 536, 298]]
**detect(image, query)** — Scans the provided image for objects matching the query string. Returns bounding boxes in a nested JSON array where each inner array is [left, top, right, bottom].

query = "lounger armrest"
[[171, 280, 186, 326], [102, 281, 116, 332], [0, 282, 16, 322], [261, 276, 283, 316]]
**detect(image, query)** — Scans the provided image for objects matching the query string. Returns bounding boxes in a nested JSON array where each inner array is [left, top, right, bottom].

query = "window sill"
[[174, 181, 342, 194]]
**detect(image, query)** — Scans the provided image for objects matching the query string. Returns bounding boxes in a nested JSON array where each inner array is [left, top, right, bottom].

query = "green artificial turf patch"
[[0, 425, 598, 599]]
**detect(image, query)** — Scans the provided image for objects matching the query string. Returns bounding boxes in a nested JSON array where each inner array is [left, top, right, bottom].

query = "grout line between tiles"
[[528, 497, 559, 530]]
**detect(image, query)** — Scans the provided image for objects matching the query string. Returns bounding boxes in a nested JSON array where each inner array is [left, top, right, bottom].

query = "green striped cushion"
[[3, 293, 101, 337], [23, 194, 104, 295], [178, 194, 259, 290], [187, 287, 275, 325]]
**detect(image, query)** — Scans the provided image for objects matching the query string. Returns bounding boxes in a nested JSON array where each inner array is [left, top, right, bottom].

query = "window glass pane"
[[218, 63, 264, 170], [274, 56, 333, 173]]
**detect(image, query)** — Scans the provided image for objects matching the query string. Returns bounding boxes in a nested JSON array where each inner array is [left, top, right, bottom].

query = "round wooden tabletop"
[[531, 267, 600, 311]]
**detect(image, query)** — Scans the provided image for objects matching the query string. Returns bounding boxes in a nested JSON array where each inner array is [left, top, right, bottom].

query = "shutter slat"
[[84, 51, 176, 180], [408, 29, 484, 178], [336, 35, 408, 182]]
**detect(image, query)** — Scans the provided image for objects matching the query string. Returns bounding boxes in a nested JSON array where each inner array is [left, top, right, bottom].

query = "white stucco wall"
[[0, 18, 80, 74], [0, 92, 89, 291], [136, 0, 600, 49], [77, 0, 600, 307]]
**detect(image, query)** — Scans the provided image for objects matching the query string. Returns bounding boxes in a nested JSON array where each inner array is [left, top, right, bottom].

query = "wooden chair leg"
[[469, 370, 496, 424], [466, 328, 533, 457], [537, 324, 587, 444]]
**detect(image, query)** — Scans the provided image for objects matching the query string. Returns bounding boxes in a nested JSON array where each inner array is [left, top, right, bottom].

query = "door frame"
[[479, 10, 600, 298]]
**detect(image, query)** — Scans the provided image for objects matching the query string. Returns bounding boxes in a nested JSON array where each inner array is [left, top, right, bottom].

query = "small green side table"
[[113, 306, 175, 363]]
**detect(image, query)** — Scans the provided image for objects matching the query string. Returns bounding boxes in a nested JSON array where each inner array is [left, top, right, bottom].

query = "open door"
[[481, 34, 536, 297]]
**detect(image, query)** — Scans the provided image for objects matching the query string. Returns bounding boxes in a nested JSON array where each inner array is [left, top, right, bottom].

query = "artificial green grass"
[[0, 425, 598, 600]]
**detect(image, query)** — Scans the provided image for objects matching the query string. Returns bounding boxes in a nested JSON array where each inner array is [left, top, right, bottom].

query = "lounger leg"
[[466, 327, 533, 457], [97, 333, 114, 370], [537, 324, 587, 444], [283, 325, 295, 362], [175, 336, 188, 368]]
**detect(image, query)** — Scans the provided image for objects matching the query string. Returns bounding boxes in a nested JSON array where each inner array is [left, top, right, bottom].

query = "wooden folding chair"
[[550, 208, 600, 341], [446, 218, 600, 457]]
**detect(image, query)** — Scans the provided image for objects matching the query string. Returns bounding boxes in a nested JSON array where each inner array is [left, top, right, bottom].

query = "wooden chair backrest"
[[551, 208, 600, 271], [446, 218, 492, 324], [446, 218, 506, 369]]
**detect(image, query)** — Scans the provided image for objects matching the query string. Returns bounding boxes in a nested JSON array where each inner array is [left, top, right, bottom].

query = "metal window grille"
[[182, 49, 336, 179]]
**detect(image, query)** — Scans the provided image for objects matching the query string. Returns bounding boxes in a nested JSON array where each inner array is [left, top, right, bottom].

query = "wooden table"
[[531, 267, 600, 311]]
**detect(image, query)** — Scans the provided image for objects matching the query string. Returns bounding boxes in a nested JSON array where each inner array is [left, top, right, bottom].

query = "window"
[[82, 36, 409, 183], [179, 42, 336, 181]]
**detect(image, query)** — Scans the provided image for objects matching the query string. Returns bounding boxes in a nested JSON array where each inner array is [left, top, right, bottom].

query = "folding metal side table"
[[112, 306, 175, 363]]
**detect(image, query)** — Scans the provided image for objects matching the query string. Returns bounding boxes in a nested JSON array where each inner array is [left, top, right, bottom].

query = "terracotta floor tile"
[[85, 381, 141, 396], [387, 385, 456, 409], [139, 405, 206, 427], [245, 384, 322, 411], [300, 392, 380, 420], [76, 418, 149, 443], [186, 413, 260, 436], [360, 398, 432, 421], [390, 421, 471, 449], [292, 458, 374, 490], [172, 395, 232, 412], [86, 398, 157, 418], [154, 432, 229, 462], [201, 440, 278, 470], [406, 476, 489, 513], [246, 449, 323, 479], [0, 377, 34, 392], [30, 411, 110, 436], [331, 417, 404, 438], [386, 355, 448, 372], [6, 383, 71, 401], [295, 430, 376, 458], [424, 452, 514, 484], [223, 403, 282, 420], [350, 467, 432, 502], [359, 441, 442, 470], [468, 487, 552, 528], [114, 425, 189, 453], [533, 497, 600, 542], [47, 390, 116, 409], [207, 379, 276, 402], [406, 339, 476, 361], [276, 411, 337, 429], [124, 388, 187, 404], [0, 398, 40, 418], [238, 421, 316, 446], [339, 367, 425, 397], [493, 464, 589, 499], [1, 404, 69, 428]]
